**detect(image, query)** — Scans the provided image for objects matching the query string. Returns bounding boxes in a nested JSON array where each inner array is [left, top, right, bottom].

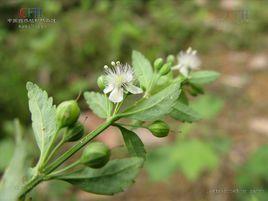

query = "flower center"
[[115, 75, 124, 86]]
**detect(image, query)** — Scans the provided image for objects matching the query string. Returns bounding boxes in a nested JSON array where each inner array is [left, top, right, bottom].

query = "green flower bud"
[[63, 122, 84, 142], [154, 58, 164, 71], [159, 63, 171, 76], [167, 55, 175, 65], [56, 100, 80, 128], [148, 120, 169, 138], [97, 75, 105, 90], [80, 142, 110, 168]]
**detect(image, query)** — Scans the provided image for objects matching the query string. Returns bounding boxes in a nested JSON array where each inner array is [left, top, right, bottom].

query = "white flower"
[[103, 61, 143, 103], [172, 47, 201, 77]]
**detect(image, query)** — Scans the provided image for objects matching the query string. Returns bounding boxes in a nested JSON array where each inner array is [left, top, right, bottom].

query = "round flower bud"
[[97, 76, 105, 90], [80, 142, 110, 168], [167, 55, 175, 65], [148, 120, 169, 138], [56, 100, 80, 128], [159, 63, 171, 76], [63, 122, 84, 142], [154, 58, 164, 71]]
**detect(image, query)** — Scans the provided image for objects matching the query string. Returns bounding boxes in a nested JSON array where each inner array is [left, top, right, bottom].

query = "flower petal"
[[103, 84, 113, 94], [180, 67, 189, 77], [109, 88, 124, 103], [125, 84, 143, 94], [172, 64, 180, 70]]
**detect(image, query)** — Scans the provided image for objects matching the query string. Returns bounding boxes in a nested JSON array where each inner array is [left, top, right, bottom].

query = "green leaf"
[[236, 145, 268, 201], [117, 126, 146, 158], [175, 140, 219, 181], [0, 138, 14, 171], [191, 94, 224, 119], [170, 101, 201, 122], [237, 145, 268, 186], [26, 82, 57, 154], [189, 70, 220, 85], [145, 140, 219, 181], [122, 81, 181, 121], [145, 146, 178, 181], [84, 91, 112, 118], [132, 50, 153, 89], [59, 157, 144, 195], [0, 120, 28, 201]]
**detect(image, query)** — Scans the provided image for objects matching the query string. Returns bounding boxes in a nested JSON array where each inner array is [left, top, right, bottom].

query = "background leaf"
[[26, 82, 57, 154], [117, 126, 146, 158], [145, 139, 219, 181], [189, 70, 220, 85], [132, 50, 153, 89], [122, 82, 181, 121], [0, 120, 28, 201], [59, 157, 144, 195], [191, 94, 224, 119], [170, 101, 202, 122], [0, 138, 14, 171], [84, 91, 112, 118]]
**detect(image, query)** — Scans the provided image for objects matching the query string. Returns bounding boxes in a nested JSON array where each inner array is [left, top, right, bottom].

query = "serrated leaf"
[[117, 126, 146, 158], [132, 50, 153, 89], [0, 121, 28, 201], [174, 140, 219, 181], [26, 82, 57, 153], [145, 140, 219, 181], [189, 70, 220, 84], [84, 91, 112, 118], [122, 81, 181, 121], [145, 146, 177, 181], [59, 157, 144, 195], [170, 101, 201, 122], [191, 94, 224, 119]]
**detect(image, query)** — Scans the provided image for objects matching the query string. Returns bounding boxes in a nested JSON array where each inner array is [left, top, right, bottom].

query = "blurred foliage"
[[145, 138, 220, 181], [0, 138, 14, 171], [236, 145, 268, 201]]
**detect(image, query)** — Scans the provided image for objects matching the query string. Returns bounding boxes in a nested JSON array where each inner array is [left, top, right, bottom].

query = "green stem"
[[112, 95, 125, 116], [43, 137, 65, 165], [45, 160, 81, 179], [104, 94, 111, 118], [43, 116, 118, 174], [37, 128, 61, 170], [18, 176, 43, 200], [18, 115, 119, 199], [113, 122, 144, 129], [144, 73, 160, 98]]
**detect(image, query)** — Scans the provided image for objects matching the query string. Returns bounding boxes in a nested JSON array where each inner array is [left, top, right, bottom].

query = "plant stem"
[[43, 116, 118, 174], [113, 122, 144, 129], [37, 128, 61, 170], [144, 73, 160, 98], [43, 137, 65, 165], [18, 115, 119, 199], [45, 160, 81, 179], [18, 176, 43, 200]]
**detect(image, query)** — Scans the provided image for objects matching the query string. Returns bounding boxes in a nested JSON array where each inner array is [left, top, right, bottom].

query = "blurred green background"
[[0, 0, 267, 201]]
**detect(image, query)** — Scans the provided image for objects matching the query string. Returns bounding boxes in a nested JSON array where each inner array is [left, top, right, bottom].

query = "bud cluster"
[[153, 54, 175, 76]]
